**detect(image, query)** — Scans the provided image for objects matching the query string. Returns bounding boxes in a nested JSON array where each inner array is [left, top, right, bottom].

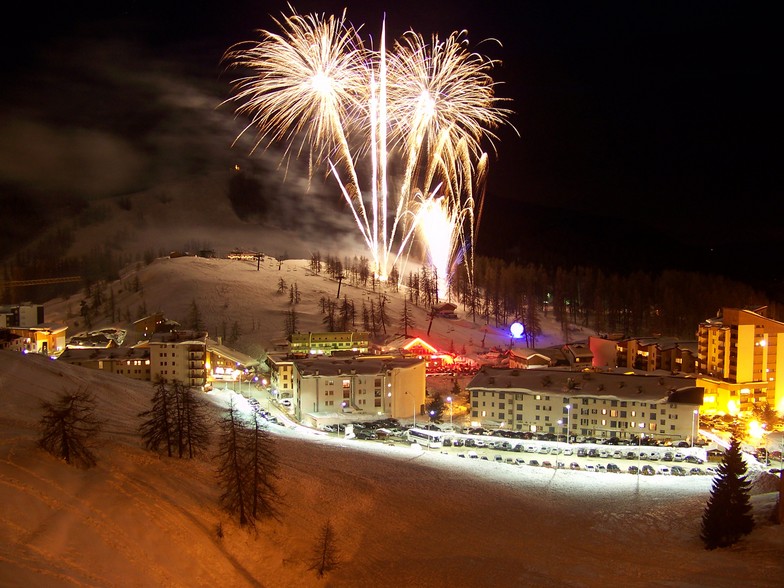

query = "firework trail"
[[223, 8, 511, 295]]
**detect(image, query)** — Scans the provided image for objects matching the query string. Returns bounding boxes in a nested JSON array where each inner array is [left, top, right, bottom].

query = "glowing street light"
[[691, 408, 699, 447], [638, 422, 645, 475], [447, 395, 453, 428]]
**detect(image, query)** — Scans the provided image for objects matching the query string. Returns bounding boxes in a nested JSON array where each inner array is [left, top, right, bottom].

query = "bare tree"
[[174, 381, 211, 459], [308, 519, 341, 578], [139, 379, 210, 458], [139, 378, 177, 457], [216, 400, 281, 529], [39, 388, 102, 468]]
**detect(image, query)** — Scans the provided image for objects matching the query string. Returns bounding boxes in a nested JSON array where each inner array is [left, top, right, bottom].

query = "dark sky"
[[1, 1, 778, 290]]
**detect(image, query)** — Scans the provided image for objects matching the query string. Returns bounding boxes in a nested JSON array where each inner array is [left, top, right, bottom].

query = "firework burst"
[[223, 8, 512, 294]]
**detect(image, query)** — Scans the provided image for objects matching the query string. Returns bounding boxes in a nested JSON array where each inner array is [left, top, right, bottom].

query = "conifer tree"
[[139, 378, 177, 457], [399, 299, 415, 337], [139, 379, 210, 458], [174, 381, 211, 459], [700, 437, 754, 549], [216, 400, 281, 529], [308, 519, 341, 578], [39, 388, 102, 468]]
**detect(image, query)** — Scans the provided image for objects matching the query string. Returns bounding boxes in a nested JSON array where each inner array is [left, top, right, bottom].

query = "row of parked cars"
[[444, 437, 707, 464], [455, 452, 716, 476], [247, 397, 283, 426]]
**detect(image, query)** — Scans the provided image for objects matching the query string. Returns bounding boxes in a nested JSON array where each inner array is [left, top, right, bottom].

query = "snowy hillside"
[[1, 349, 782, 588], [43, 254, 571, 359]]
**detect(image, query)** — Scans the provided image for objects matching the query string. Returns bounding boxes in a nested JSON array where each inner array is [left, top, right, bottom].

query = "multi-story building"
[[206, 339, 260, 383], [289, 331, 370, 356], [57, 347, 151, 381], [612, 337, 699, 374], [467, 367, 703, 444], [149, 330, 208, 388], [291, 356, 426, 424], [7, 324, 68, 355], [0, 302, 44, 328], [697, 307, 784, 415], [266, 352, 296, 399]]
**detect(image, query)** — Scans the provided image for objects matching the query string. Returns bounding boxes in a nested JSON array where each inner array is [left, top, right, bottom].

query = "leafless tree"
[[39, 388, 102, 468], [308, 519, 341, 578]]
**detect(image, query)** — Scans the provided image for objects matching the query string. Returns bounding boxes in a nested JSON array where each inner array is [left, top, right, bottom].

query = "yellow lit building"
[[696, 307, 784, 415]]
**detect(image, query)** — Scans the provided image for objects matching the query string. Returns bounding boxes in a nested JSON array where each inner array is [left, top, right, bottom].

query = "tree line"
[[309, 251, 783, 341]]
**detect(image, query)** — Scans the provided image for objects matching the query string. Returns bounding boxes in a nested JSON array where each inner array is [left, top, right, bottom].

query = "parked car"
[[468, 451, 479, 459], [563, 448, 574, 456], [542, 460, 553, 468], [606, 463, 621, 473], [525, 445, 536, 453], [596, 464, 607, 472], [577, 448, 588, 457], [673, 453, 686, 462], [685, 455, 704, 464], [658, 466, 671, 475], [538, 446, 550, 454], [641, 465, 655, 476], [528, 459, 540, 467], [662, 452, 674, 462], [494, 455, 504, 462], [584, 464, 596, 472], [355, 429, 378, 440], [648, 453, 660, 461], [569, 462, 581, 470], [625, 451, 637, 460], [671, 465, 687, 476], [628, 465, 639, 475]]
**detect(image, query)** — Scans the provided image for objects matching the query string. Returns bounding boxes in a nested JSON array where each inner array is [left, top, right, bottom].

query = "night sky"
[[1, 1, 778, 292]]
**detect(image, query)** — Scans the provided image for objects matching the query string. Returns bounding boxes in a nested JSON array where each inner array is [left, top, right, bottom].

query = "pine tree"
[[399, 299, 415, 337], [216, 400, 280, 529], [700, 437, 754, 549], [139, 378, 177, 457], [216, 399, 251, 526], [174, 381, 211, 459], [425, 394, 446, 423], [308, 519, 341, 578], [39, 388, 102, 468], [139, 379, 211, 459]]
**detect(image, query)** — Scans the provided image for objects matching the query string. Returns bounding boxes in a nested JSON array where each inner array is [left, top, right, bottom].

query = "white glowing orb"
[[510, 322, 525, 338]]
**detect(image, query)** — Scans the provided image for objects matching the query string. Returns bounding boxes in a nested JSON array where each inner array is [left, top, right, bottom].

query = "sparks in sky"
[[223, 8, 512, 296]]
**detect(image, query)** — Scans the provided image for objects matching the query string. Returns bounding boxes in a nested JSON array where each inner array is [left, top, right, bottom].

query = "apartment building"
[[58, 346, 151, 381], [612, 337, 698, 374], [467, 367, 703, 444], [289, 331, 370, 356], [291, 356, 426, 423], [697, 307, 784, 415], [149, 330, 208, 387]]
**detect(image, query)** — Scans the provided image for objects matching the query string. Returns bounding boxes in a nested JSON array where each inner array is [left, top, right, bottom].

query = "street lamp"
[[691, 409, 699, 447], [638, 422, 645, 475], [447, 396, 453, 429], [565, 404, 571, 443]]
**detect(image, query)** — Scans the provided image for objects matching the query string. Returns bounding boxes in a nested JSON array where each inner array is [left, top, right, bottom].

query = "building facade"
[[58, 347, 151, 380], [289, 331, 370, 356], [467, 367, 703, 444], [292, 357, 426, 422], [149, 330, 208, 387], [696, 307, 784, 415]]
